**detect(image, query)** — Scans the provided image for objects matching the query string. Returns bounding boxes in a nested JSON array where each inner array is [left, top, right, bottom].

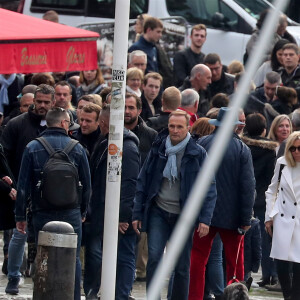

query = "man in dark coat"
[[140, 72, 162, 121], [281, 43, 300, 92], [189, 107, 256, 300], [124, 92, 157, 166], [3, 85, 56, 295], [204, 53, 235, 100], [179, 64, 212, 117], [72, 103, 101, 157], [83, 105, 140, 300], [0, 143, 16, 276], [132, 110, 217, 300], [251, 71, 281, 104], [173, 24, 207, 87], [124, 92, 157, 281], [147, 86, 181, 133]]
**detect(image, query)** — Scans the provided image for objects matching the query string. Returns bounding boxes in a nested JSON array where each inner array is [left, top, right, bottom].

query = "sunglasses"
[[289, 146, 300, 152]]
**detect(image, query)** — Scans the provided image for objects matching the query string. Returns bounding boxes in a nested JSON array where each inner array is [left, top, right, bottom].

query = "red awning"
[[0, 8, 100, 74]]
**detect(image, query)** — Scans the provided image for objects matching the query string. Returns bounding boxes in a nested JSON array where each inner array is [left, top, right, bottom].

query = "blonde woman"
[[265, 131, 300, 300], [268, 114, 292, 153], [126, 67, 143, 97]]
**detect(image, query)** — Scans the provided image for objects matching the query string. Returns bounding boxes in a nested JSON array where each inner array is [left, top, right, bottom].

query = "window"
[[166, 0, 210, 24], [167, 0, 251, 33], [87, 0, 148, 19], [31, 0, 148, 18], [31, 0, 84, 14], [233, 0, 269, 19]]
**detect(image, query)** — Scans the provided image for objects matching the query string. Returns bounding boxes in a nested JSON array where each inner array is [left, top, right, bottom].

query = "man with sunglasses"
[[13, 107, 91, 300]]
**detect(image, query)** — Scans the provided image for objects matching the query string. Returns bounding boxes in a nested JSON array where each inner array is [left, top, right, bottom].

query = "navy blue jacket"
[[198, 132, 255, 230], [128, 35, 158, 73], [133, 130, 217, 232], [88, 129, 140, 236], [15, 127, 91, 221]]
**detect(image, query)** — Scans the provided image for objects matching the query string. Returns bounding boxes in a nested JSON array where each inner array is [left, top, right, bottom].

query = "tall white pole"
[[100, 0, 130, 299], [147, 0, 289, 299]]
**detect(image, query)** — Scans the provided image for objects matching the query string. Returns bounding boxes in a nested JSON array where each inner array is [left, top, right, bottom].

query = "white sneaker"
[[251, 281, 259, 288], [18, 276, 25, 287]]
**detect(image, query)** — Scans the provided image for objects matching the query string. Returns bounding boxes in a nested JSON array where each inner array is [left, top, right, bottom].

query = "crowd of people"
[[1, 8, 300, 300]]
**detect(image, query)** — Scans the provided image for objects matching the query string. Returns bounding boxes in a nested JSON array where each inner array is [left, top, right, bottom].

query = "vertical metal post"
[[100, 0, 130, 299]]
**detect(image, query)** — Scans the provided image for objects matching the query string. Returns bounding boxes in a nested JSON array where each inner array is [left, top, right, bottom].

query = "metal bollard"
[[33, 221, 77, 300]]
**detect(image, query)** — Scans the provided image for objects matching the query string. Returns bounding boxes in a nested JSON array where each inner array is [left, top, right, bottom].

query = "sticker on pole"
[[108, 143, 118, 155], [108, 160, 121, 182], [112, 69, 125, 81]]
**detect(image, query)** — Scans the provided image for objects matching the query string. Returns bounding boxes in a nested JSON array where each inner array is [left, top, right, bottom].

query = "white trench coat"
[[265, 156, 300, 263]]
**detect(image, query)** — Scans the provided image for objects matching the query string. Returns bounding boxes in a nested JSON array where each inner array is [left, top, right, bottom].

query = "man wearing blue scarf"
[[132, 110, 217, 300]]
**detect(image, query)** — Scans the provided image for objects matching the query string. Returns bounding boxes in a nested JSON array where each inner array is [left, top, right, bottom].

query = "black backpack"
[[35, 137, 82, 210]]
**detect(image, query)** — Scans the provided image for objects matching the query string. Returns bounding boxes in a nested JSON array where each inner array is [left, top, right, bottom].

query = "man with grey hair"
[[178, 89, 199, 126], [179, 64, 212, 116], [252, 71, 282, 103], [128, 50, 147, 74]]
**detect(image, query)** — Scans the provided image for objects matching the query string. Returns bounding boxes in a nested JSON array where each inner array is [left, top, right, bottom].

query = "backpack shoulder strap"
[[36, 137, 55, 155], [63, 139, 79, 155]]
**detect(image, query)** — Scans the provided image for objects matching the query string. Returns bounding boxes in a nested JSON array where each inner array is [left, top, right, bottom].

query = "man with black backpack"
[[14, 107, 91, 300]]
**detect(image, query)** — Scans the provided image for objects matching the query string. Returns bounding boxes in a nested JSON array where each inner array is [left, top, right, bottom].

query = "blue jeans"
[[147, 205, 193, 300], [83, 228, 136, 300], [32, 209, 82, 300], [83, 226, 102, 297], [7, 228, 27, 279], [204, 234, 224, 299], [115, 233, 136, 300]]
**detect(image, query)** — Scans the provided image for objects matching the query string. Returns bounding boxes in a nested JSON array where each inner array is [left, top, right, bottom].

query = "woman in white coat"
[[265, 131, 300, 300]]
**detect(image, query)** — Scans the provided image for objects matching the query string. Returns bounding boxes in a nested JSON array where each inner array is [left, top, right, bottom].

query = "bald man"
[[179, 64, 212, 116]]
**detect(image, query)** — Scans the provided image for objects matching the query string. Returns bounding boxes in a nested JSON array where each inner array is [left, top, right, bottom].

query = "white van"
[[21, 0, 300, 65]]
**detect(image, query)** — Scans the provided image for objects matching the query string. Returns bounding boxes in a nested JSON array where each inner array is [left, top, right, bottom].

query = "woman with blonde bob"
[[126, 67, 143, 97], [265, 131, 300, 300], [268, 115, 292, 152]]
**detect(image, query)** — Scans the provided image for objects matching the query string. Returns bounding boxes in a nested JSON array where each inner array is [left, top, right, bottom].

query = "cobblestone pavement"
[[0, 233, 283, 300]]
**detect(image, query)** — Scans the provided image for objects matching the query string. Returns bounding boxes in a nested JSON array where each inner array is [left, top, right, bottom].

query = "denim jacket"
[[15, 127, 91, 221]]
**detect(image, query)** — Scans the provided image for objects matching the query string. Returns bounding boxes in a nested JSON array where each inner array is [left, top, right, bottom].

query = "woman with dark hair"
[[242, 113, 279, 287], [272, 86, 298, 115], [76, 68, 107, 99], [254, 39, 290, 87]]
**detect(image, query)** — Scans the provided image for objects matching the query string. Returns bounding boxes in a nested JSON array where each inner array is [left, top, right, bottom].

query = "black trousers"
[[276, 259, 300, 300]]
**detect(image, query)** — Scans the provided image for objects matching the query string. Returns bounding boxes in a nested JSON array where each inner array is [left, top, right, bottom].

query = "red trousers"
[[188, 226, 244, 300]]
